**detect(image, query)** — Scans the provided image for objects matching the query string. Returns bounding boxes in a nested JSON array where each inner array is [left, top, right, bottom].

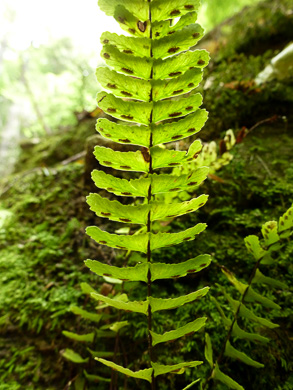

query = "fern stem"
[[147, 1, 155, 389]]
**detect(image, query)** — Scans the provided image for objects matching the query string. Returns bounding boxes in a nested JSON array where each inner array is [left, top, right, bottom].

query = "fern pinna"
[[85, 0, 210, 387]]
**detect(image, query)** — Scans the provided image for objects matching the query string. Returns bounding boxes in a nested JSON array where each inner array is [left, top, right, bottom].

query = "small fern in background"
[[84, 0, 211, 388], [203, 205, 293, 390]]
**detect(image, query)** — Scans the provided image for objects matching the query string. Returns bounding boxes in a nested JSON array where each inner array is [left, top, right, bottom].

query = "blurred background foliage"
[[0, 0, 292, 389]]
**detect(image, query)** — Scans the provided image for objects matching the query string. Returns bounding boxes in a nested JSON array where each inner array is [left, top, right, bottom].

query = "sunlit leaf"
[[152, 24, 204, 59], [96, 68, 151, 102], [152, 12, 197, 39], [97, 91, 152, 125], [153, 70, 203, 101], [150, 317, 207, 346], [261, 220, 279, 248], [152, 361, 202, 377], [151, 0, 200, 22], [101, 32, 151, 57], [61, 349, 89, 364], [204, 333, 213, 368], [93, 146, 149, 172], [244, 235, 266, 261], [96, 358, 153, 382], [154, 50, 209, 80], [70, 306, 102, 323], [62, 331, 95, 343], [225, 341, 264, 368], [98, 0, 149, 21], [91, 293, 148, 314], [213, 363, 244, 390], [91, 168, 209, 198], [150, 254, 211, 280], [85, 260, 149, 282], [221, 267, 280, 309], [102, 45, 152, 79], [150, 223, 207, 251], [149, 287, 209, 312], [110, 321, 129, 332], [224, 294, 279, 329], [114, 6, 150, 37], [278, 205, 293, 238], [151, 140, 202, 169], [252, 269, 287, 289], [153, 93, 203, 122]]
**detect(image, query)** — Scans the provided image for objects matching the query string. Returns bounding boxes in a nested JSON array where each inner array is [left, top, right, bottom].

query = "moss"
[[14, 118, 96, 172]]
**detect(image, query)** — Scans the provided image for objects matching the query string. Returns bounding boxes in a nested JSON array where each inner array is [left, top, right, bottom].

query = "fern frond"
[[204, 205, 292, 389], [86, 1, 211, 387]]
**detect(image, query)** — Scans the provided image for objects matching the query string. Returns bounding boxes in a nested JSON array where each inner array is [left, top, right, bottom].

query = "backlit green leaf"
[[204, 333, 213, 368], [150, 223, 206, 251], [96, 68, 151, 102], [94, 146, 149, 172], [225, 295, 279, 329], [87, 193, 207, 225], [70, 306, 102, 323], [152, 361, 202, 377], [153, 69, 203, 101], [102, 45, 152, 79], [152, 12, 197, 39], [153, 93, 202, 122], [150, 168, 209, 194], [151, 317, 206, 346], [154, 50, 209, 80], [252, 269, 287, 289], [150, 194, 208, 220], [86, 225, 148, 252], [261, 220, 279, 248], [62, 331, 95, 343], [87, 193, 149, 224], [96, 358, 153, 382], [85, 260, 149, 283], [213, 364, 244, 390], [97, 92, 151, 125], [152, 24, 204, 59], [110, 321, 129, 332], [91, 168, 209, 198], [225, 341, 264, 368], [80, 282, 97, 295], [61, 349, 89, 364], [232, 321, 269, 344], [87, 349, 114, 359], [151, 140, 202, 169], [150, 254, 211, 281], [149, 287, 209, 312], [101, 32, 151, 57], [244, 235, 266, 261], [279, 205, 293, 238], [96, 118, 150, 147], [96, 109, 207, 147], [245, 287, 280, 310], [91, 293, 148, 314], [114, 6, 150, 37], [222, 268, 280, 310], [91, 170, 149, 198], [87, 223, 206, 253], [98, 0, 149, 21], [151, 0, 200, 22]]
